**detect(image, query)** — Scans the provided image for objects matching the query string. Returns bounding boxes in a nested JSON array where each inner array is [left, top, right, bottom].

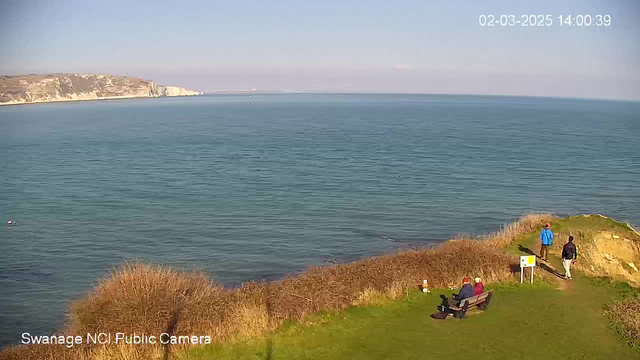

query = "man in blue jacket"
[[540, 223, 554, 261], [447, 278, 474, 308]]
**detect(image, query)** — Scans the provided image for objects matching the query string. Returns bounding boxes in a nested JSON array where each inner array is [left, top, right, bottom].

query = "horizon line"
[[199, 91, 640, 104]]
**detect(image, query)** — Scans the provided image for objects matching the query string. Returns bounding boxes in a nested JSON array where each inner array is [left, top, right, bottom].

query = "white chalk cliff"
[[0, 73, 202, 105]]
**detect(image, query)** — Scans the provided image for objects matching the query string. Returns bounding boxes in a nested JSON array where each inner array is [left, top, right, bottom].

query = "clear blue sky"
[[1, 0, 639, 100]]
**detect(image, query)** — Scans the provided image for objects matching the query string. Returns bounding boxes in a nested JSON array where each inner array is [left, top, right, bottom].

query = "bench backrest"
[[460, 291, 491, 306]]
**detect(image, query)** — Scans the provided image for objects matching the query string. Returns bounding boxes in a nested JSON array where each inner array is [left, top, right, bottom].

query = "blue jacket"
[[454, 284, 474, 301], [540, 229, 553, 245]]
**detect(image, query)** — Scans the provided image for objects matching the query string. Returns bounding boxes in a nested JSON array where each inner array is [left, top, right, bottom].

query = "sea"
[[0, 94, 639, 347]]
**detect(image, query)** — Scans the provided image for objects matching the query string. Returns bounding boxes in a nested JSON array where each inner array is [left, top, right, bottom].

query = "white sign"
[[520, 255, 536, 268], [520, 255, 536, 284]]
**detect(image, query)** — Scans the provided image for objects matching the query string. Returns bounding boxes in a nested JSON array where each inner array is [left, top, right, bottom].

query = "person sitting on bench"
[[473, 277, 484, 295], [448, 278, 474, 307]]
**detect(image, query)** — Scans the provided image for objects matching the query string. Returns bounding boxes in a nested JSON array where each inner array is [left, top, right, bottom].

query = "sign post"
[[520, 255, 536, 284]]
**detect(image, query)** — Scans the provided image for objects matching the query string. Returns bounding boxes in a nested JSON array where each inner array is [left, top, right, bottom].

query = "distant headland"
[[0, 73, 202, 106]]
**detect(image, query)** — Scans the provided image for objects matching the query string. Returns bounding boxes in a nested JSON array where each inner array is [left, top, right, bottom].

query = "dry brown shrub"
[[609, 296, 640, 347], [70, 239, 517, 345], [5, 216, 546, 359], [486, 213, 555, 248], [0, 344, 95, 360], [386, 280, 409, 300], [229, 305, 270, 338], [0, 343, 164, 360], [174, 280, 272, 341], [0, 345, 68, 360], [69, 263, 223, 336], [352, 281, 410, 306], [352, 288, 390, 306], [90, 344, 164, 360], [261, 239, 516, 324]]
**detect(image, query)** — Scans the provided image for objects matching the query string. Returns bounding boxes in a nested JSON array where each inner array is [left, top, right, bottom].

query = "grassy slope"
[[181, 216, 639, 360]]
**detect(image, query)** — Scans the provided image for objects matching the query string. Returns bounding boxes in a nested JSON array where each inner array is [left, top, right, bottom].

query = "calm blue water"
[[0, 94, 639, 346]]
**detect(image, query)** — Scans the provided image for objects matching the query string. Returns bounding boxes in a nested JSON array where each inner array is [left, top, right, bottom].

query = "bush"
[[609, 295, 640, 349], [486, 213, 555, 248], [2, 214, 554, 359], [70, 264, 223, 336]]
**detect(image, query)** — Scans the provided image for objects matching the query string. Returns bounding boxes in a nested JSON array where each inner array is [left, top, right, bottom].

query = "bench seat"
[[448, 290, 493, 318]]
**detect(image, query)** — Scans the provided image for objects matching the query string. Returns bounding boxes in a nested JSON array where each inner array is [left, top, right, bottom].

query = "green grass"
[[588, 277, 640, 351], [180, 281, 636, 360], [588, 276, 640, 299], [179, 215, 640, 360]]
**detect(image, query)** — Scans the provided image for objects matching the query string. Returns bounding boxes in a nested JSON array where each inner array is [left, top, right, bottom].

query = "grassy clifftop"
[[1, 214, 638, 360]]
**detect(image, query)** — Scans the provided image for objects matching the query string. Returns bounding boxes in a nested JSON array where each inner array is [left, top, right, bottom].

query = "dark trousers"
[[540, 244, 550, 260]]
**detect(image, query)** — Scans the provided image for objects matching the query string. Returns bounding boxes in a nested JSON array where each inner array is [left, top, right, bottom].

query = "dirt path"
[[516, 241, 573, 291]]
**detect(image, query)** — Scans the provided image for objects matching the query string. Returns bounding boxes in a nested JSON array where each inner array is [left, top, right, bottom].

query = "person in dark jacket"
[[562, 236, 578, 280], [540, 223, 554, 261], [448, 278, 474, 307]]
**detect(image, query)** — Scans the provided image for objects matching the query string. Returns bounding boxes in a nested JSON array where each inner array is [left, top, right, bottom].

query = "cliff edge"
[[0, 73, 202, 105]]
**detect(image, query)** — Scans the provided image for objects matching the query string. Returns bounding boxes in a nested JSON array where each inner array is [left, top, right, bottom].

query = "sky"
[[1, 0, 639, 100]]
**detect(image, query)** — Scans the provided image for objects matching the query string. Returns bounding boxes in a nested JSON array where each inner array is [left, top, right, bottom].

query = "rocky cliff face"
[[0, 73, 201, 105]]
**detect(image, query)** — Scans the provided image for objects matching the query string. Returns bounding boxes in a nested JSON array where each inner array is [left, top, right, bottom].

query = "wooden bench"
[[448, 290, 493, 319]]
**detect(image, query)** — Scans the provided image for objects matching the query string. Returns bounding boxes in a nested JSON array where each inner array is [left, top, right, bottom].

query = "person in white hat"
[[473, 277, 484, 295]]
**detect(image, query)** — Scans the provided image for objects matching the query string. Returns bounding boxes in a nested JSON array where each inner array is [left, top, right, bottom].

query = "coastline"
[[0, 93, 202, 107]]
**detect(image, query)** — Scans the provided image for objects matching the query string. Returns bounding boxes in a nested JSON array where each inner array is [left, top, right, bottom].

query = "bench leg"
[[478, 292, 493, 311], [456, 302, 469, 319]]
